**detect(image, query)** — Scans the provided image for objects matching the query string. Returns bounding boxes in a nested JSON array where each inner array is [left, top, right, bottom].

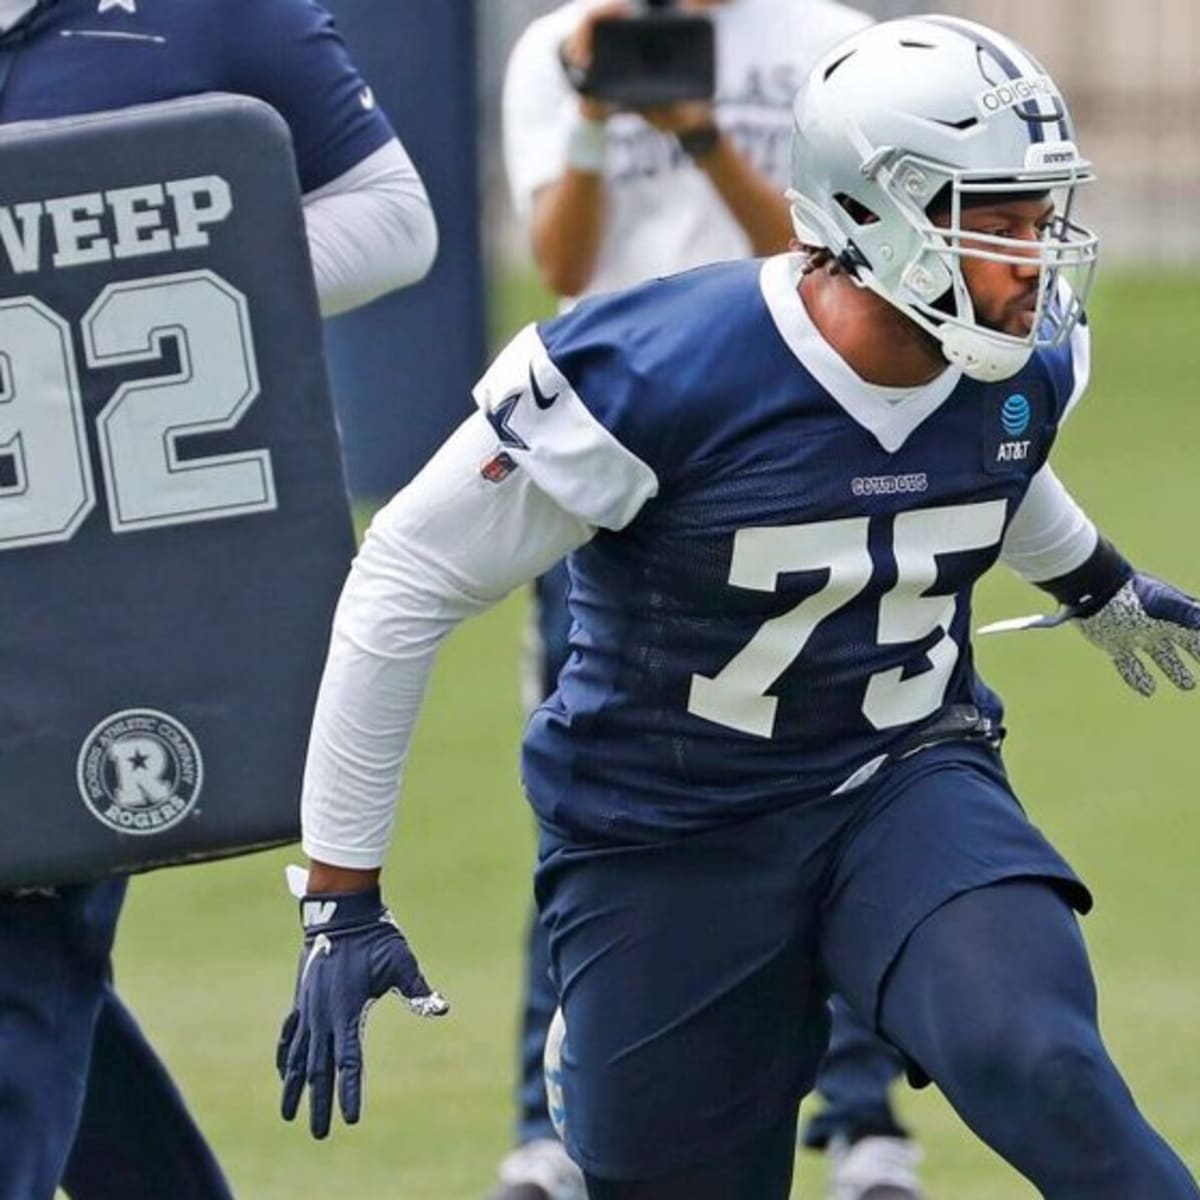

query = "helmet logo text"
[[976, 75, 1059, 117]]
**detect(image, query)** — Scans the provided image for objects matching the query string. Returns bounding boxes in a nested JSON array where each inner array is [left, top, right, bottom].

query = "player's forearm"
[[530, 172, 608, 298], [303, 138, 438, 316], [693, 135, 792, 256], [300, 543, 463, 871]]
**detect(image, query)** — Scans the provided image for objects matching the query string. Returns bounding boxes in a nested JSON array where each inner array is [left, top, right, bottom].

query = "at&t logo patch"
[[76, 708, 203, 835], [1001, 393, 1032, 437], [985, 387, 1043, 473]]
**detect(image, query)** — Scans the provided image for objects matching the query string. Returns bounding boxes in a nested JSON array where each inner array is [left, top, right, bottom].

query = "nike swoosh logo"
[[300, 933, 332, 985], [529, 367, 559, 410], [360, 87, 376, 111]]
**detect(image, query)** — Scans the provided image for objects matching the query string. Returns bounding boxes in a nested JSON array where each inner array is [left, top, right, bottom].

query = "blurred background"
[[334, 0, 1200, 501], [113, 3, 1199, 1199], [486, 0, 1200, 261]]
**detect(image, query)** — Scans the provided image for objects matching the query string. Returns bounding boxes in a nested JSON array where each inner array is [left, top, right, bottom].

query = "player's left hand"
[[1075, 573, 1200, 696], [277, 882, 449, 1138]]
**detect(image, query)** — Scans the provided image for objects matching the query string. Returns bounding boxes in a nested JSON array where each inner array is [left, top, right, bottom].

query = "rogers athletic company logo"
[[76, 708, 203, 836]]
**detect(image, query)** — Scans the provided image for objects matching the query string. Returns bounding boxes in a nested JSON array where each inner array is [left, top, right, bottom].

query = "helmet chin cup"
[[939, 323, 1033, 383]]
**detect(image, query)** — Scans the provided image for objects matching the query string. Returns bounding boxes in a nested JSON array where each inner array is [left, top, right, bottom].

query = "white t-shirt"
[[502, 0, 873, 300]]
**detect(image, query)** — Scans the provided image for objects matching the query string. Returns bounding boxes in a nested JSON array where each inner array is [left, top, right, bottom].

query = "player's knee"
[[961, 1025, 1119, 1125], [1025, 1036, 1126, 1128]]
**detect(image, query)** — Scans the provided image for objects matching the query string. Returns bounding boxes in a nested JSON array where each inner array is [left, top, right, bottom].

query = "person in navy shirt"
[[0, 0, 437, 316], [0, 1, 437, 1197], [281, 16, 1199, 1200]]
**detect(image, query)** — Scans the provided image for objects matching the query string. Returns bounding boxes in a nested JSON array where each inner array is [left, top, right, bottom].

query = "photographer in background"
[[495, 4, 926, 1200], [506, 0, 850, 304]]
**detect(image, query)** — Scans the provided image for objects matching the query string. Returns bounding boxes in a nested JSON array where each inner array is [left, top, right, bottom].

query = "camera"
[[576, 2, 715, 109]]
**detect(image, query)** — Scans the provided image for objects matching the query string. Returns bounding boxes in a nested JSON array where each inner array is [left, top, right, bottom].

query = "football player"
[[281, 16, 1200, 1200], [503, 2, 922, 1196], [0, 1, 436, 1197]]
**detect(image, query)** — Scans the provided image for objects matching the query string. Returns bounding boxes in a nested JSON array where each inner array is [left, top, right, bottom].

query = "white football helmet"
[[788, 16, 1099, 382]]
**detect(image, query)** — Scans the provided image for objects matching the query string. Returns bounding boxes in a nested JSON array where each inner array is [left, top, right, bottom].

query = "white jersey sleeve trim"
[[302, 138, 438, 317], [301, 411, 594, 870], [472, 323, 659, 530], [1000, 464, 1098, 583]]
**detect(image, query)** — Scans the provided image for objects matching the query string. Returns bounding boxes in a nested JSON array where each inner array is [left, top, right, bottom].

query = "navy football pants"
[[0, 880, 232, 1200], [517, 561, 907, 1149], [582, 881, 1199, 1200], [516, 913, 907, 1148]]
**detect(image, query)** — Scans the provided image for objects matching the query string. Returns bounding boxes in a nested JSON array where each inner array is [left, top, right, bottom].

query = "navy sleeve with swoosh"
[[536, 259, 775, 489], [221, 0, 395, 192]]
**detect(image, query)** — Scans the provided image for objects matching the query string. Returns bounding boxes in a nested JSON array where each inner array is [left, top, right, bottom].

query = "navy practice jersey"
[[473, 254, 1086, 838], [0, 0, 392, 192]]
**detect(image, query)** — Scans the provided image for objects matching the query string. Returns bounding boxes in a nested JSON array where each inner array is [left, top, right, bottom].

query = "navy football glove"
[[277, 884, 448, 1138], [1075, 574, 1200, 696], [980, 535, 1200, 698]]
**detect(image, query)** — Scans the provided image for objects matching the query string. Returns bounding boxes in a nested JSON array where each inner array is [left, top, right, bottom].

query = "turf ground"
[[114, 270, 1200, 1198]]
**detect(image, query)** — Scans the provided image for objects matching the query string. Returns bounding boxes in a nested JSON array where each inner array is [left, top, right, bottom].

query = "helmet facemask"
[[881, 151, 1096, 381], [790, 147, 1099, 383]]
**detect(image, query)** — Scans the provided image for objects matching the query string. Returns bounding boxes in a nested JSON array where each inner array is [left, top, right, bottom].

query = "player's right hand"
[[561, 0, 631, 120], [277, 884, 448, 1138]]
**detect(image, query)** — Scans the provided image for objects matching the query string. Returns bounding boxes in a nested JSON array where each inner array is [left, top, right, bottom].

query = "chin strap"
[[788, 202, 1039, 384]]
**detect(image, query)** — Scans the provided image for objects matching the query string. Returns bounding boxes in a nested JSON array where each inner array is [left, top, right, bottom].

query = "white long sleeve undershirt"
[[999, 464, 1098, 584], [302, 138, 437, 317], [301, 413, 593, 868]]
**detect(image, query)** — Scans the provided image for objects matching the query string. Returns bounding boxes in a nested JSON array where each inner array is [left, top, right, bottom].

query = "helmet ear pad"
[[829, 181, 958, 313], [899, 250, 957, 313]]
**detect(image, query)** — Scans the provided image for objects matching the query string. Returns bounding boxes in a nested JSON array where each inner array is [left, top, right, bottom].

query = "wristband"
[[565, 117, 608, 174], [676, 125, 721, 161], [1036, 536, 1134, 616]]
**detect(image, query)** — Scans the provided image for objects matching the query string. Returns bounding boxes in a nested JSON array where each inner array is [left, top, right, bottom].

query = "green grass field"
[[114, 271, 1200, 1198]]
